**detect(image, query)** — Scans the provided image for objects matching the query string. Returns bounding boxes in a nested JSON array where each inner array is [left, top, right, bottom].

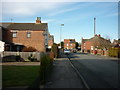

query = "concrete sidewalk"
[[2, 62, 40, 66], [44, 58, 85, 88]]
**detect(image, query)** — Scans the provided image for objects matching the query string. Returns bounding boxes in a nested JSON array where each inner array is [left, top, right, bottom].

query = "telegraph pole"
[[60, 24, 64, 48], [94, 17, 96, 36]]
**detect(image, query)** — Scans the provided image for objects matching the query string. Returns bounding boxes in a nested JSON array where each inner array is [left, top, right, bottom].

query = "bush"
[[51, 43, 59, 58], [16, 55, 21, 62], [108, 48, 120, 58], [22, 47, 37, 52], [28, 54, 37, 62], [40, 54, 53, 82]]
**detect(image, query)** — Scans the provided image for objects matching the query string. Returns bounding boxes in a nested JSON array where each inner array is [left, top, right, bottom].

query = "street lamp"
[[60, 24, 64, 49]]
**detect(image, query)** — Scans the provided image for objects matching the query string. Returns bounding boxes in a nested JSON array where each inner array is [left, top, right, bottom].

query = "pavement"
[[1, 62, 40, 66], [44, 53, 85, 88], [44, 59, 85, 88]]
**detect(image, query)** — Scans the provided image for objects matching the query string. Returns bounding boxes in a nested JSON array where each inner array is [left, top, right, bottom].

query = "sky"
[[0, 0, 119, 43]]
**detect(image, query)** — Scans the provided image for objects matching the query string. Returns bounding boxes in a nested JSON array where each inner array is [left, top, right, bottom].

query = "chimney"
[[36, 17, 41, 23], [98, 34, 101, 37]]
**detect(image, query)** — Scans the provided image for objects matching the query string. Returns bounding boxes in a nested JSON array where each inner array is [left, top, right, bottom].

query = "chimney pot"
[[98, 34, 101, 37], [36, 17, 41, 23]]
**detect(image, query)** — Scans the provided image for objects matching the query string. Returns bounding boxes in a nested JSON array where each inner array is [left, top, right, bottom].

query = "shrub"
[[22, 47, 37, 52], [51, 43, 59, 58], [108, 48, 120, 57], [28, 54, 37, 62], [40, 54, 53, 82], [16, 55, 21, 62]]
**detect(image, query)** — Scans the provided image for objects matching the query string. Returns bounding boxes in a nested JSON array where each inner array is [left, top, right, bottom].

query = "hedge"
[[108, 48, 120, 58], [40, 54, 53, 84]]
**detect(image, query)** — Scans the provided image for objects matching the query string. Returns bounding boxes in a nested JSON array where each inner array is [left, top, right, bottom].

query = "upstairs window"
[[12, 32, 17, 38], [27, 32, 31, 38]]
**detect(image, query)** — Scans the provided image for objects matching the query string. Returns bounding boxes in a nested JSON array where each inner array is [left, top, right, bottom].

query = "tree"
[[60, 41, 64, 49], [75, 42, 79, 49]]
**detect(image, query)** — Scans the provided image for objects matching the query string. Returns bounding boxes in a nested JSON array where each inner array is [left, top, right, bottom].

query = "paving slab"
[[44, 59, 85, 88]]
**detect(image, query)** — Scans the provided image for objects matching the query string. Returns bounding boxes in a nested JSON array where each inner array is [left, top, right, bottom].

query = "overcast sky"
[[1, 0, 119, 43]]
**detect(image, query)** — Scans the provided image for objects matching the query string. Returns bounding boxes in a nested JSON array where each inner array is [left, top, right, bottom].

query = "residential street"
[[70, 52, 119, 88], [45, 52, 119, 88]]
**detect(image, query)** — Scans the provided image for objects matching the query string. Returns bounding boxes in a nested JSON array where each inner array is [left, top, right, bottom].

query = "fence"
[[2, 51, 44, 62]]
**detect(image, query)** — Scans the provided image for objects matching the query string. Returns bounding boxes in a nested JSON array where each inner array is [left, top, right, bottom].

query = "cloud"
[[48, 3, 94, 16], [2, 2, 66, 17]]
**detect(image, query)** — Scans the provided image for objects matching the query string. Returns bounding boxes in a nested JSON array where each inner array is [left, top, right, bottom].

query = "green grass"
[[2, 66, 40, 87]]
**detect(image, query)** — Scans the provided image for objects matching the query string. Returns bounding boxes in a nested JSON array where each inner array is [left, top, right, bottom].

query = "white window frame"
[[12, 32, 17, 38], [27, 32, 31, 38]]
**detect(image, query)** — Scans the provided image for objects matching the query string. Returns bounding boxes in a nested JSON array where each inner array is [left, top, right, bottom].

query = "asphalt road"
[[44, 52, 119, 88], [70, 52, 119, 88]]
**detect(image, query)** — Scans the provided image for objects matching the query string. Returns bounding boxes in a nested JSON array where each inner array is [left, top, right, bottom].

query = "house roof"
[[89, 35, 111, 43], [0, 23, 48, 30], [0, 23, 11, 29], [82, 35, 111, 43], [82, 39, 90, 42]]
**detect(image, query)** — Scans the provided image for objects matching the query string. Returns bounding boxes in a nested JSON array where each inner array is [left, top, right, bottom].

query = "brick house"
[[48, 34, 54, 49], [0, 17, 49, 52], [112, 39, 120, 48], [64, 39, 76, 50], [81, 34, 111, 55]]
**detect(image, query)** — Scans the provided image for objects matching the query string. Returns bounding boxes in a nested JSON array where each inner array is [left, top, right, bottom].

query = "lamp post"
[[60, 24, 64, 49]]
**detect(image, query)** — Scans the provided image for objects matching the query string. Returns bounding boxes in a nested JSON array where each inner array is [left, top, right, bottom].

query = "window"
[[27, 32, 31, 38], [67, 44, 68, 46], [12, 32, 17, 38]]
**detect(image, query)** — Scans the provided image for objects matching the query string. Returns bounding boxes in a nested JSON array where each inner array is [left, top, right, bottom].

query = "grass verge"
[[2, 65, 40, 87]]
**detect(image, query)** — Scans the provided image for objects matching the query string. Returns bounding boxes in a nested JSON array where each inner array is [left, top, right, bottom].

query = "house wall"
[[64, 39, 76, 49], [81, 41, 92, 53], [85, 41, 92, 50], [5, 30, 46, 52], [0, 27, 2, 41]]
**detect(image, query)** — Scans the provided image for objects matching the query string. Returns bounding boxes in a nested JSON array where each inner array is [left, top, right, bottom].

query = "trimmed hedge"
[[108, 48, 120, 58], [40, 54, 53, 84], [51, 43, 59, 58]]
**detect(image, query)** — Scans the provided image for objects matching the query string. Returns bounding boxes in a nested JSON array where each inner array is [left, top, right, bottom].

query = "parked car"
[[72, 49, 77, 53], [64, 49, 71, 54]]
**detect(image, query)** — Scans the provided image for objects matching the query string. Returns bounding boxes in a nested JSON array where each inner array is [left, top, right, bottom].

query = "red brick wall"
[[85, 41, 92, 50], [6, 30, 46, 52], [81, 40, 92, 52], [64, 39, 76, 49]]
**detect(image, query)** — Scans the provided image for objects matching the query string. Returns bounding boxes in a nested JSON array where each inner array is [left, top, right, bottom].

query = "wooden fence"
[[1, 51, 45, 62]]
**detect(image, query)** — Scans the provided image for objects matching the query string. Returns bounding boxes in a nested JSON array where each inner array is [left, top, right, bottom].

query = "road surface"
[[45, 52, 119, 88], [70, 52, 119, 88]]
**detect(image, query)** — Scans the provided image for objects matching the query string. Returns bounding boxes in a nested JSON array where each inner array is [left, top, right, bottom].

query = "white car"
[[64, 49, 70, 54]]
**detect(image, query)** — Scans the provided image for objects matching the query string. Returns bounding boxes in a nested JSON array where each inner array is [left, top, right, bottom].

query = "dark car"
[[73, 49, 77, 53]]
